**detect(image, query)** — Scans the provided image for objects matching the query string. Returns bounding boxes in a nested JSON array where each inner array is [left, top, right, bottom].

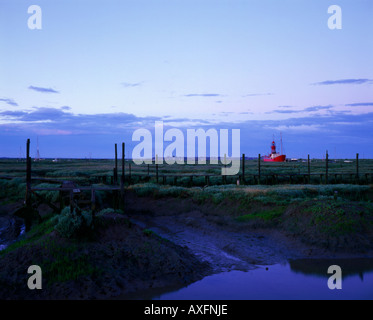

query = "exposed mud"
[[1, 191, 373, 300], [125, 191, 373, 276]]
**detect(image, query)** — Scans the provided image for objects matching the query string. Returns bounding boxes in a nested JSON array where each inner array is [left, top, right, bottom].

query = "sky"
[[0, 0, 372, 159]]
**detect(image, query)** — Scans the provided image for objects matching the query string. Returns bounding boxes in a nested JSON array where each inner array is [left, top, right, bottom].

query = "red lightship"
[[263, 135, 286, 162]]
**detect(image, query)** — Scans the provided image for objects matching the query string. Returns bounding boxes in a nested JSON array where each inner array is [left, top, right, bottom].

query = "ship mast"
[[280, 132, 283, 155]]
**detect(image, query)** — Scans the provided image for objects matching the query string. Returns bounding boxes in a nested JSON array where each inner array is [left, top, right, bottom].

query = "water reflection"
[[289, 258, 373, 281], [150, 259, 373, 300]]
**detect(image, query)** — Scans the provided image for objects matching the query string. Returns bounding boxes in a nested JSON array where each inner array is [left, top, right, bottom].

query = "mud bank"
[[0, 212, 211, 300], [125, 191, 373, 270], [1, 188, 372, 300]]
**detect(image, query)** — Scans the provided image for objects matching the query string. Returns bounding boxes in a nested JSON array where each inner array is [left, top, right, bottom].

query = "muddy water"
[[0, 216, 25, 251], [129, 213, 373, 300], [154, 259, 373, 300]]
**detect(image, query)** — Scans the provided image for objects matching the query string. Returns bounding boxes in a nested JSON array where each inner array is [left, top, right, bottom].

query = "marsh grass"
[[236, 206, 286, 223], [37, 238, 101, 284]]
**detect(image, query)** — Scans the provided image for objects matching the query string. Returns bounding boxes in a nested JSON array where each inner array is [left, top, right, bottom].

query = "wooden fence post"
[[114, 143, 118, 185], [325, 150, 329, 184], [156, 154, 159, 183], [129, 161, 132, 184], [122, 142, 125, 184], [307, 154, 310, 183], [26, 139, 31, 206], [356, 153, 359, 183], [25, 139, 33, 229], [242, 153, 245, 184], [91, 187, 96, 224], [205, 175, 209, 186], [69, 190, 74, 213], [258, 154, 261, 184]]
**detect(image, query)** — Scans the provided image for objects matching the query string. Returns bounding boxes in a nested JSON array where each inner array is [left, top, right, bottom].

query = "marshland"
[[1, 157, 373, 299]]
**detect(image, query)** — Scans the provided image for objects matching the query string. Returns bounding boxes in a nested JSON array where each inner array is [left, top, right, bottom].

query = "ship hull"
[[263, 155, 286, 162]]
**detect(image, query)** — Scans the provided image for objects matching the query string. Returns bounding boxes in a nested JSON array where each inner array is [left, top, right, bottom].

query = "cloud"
[[0, 98, 18, 106], [311, 79, 373, 85], [303, 105, 333, 112], [243, 93, 273, 97], [121, 82, 143, 88], [345, 102, 373, 107], [267, 105, 334, 114], [184, 93, 222, 97], [28, 86, 60, 93], [61, 106, 71, 110], [268, 124, 324, 132], [0, 110, 28, 118], [266, 109, 300, 114], [2, 107, 373, 158], [0, 107, 163, 134]]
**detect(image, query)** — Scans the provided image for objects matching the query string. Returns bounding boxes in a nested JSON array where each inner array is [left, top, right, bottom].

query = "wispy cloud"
[[266, 109, 300, 114], [268, 124, 324, 132], [267, 105, 334, 114], [0, 98, 18, 106], [243, 93, 273, 97], [303, 105, 333, 112], [184, 93, 222, 97], [311, 79, 373, 86], [345, 102, 373, 107], [28, 86, 60, 93], [121, 82, 143, 88]]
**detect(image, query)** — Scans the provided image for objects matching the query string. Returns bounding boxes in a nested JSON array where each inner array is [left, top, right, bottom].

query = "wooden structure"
[[24, 140, 126, 226]]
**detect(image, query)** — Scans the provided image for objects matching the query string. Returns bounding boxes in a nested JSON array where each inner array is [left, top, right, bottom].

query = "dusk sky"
[[0, 0, 372, 159]]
